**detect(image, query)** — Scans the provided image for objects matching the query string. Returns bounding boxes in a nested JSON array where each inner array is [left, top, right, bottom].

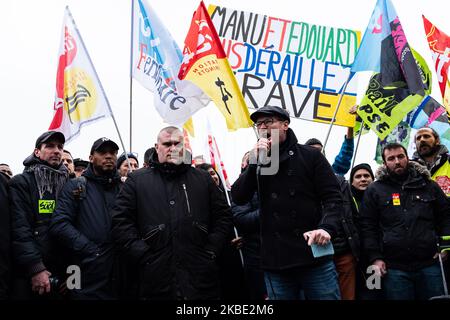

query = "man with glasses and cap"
[[50, 138, 121, 300], [9, 131, 69, 299], [231, 105, 343, 300]]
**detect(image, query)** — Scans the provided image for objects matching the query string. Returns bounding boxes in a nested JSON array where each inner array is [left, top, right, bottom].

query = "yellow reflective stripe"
[[352, 196, 359, 212], [431, 160, 450, 197]]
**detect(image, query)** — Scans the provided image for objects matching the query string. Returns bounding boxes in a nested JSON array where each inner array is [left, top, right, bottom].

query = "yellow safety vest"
[[432, 160, 450, 197]]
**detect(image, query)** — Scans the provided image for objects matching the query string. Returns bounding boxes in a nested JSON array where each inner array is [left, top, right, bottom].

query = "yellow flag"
[[178, 1, 252, 131], [183, 117, 195, 137]]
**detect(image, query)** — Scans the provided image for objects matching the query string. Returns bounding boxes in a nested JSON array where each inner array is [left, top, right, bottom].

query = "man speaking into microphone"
[[231, 105, 343, 300]]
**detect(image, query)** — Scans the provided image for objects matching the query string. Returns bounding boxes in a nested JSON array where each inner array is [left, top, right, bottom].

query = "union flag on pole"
[[132, 0, 207, 126], [178, 1, 252, 131], [351, 0, 430, 140], [49, 7, 111, 142], [422, 15, 450, 116]]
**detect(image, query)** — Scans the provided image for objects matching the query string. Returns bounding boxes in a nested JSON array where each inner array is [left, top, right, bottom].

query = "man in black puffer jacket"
[[111, 126, 232, 300], [50, 138, 121, 299], [232, 106, 343, 300], [9, 131, 69, 299], [360, 142, 450, 300]]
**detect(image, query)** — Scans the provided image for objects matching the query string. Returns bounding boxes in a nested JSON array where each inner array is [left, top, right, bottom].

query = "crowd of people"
[[0, 105, 449, 301]]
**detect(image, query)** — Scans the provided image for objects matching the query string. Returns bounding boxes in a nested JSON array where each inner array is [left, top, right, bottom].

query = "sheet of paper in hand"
[[310, 242, 334, 258]]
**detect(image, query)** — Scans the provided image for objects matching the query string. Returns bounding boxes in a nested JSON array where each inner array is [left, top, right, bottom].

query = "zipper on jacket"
[[142, 224, 165, 241], [193, 221, 208, 234], [182, 183, 191, 215]]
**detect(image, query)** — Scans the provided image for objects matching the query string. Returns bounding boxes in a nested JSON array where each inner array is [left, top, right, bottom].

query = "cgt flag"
[[132, 0, 208, 126], [422, 15, 450, 116], [49, 7, 112, 142], [351, 0, 431, 140], [178, 1, 252, 131]]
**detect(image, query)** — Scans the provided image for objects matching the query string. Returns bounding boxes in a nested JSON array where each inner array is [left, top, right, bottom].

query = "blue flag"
[[353, 0, 430, 140], [351, 0, 424, 95], [131, 0, 208, 125], [350, 0, 390, 73]]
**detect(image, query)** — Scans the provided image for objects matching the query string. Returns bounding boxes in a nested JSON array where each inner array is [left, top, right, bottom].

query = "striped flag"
[[179, 1, 252, 131], [49, 7, 111, 142]]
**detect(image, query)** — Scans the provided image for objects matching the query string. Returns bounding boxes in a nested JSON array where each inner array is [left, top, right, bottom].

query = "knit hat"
[[305, 138, 323, 147], [350, 163, 374, 184], [117, 152, 139, 169]]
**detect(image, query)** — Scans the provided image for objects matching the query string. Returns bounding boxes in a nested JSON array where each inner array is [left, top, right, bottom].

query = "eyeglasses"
[[254, 118, 281, 128]]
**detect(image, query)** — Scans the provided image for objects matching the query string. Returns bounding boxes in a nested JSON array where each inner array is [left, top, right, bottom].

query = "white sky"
[[0, 0, 448, 182]]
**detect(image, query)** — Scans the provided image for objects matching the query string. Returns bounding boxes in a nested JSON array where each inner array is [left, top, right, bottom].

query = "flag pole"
[[66, 6, 131, 170], [129, 0, 135, 152], [217, 163, 245, 268], [350, 121, 365, 171], [207, 117, 245, 267], [322, 71, 353, 153]]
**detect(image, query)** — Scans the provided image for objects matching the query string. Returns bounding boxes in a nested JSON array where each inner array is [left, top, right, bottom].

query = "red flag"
[[179, 1, 252, 131], [49, 7, 112, 142], [423, 15, 450, 114]]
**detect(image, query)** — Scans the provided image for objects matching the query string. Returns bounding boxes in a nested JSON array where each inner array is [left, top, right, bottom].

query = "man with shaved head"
[[111, 126, 232, 300]]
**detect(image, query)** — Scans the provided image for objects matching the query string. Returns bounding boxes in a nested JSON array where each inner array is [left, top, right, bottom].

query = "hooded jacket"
[[231, 128, 343, 270], [49, 165, 121, 299], [111, 151, 232, 300], [9, 154, 68, 277], [412, 145, 449, 175], [412, 145, 449, 196], [360, 161, 450, 271]]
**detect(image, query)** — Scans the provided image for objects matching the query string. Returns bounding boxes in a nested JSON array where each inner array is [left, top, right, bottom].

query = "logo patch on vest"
[[38, 200, 55, 214]]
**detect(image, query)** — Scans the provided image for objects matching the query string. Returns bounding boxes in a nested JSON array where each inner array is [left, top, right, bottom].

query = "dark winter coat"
[[0, 173, 10, 299], [9, 155, 68, 278], [232, 193, 261, 269], [49, 165, 121, 299], [332, 175, 360, 260], [111, 154, 232, 300], [360, 162, 450, 271], [231, 128, 343, 270]]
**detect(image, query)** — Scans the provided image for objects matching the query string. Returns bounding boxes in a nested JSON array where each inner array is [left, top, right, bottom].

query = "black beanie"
[[117, 152, 139, 169], [350, 163, 374, 184], [305, 138, 323, 147]]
